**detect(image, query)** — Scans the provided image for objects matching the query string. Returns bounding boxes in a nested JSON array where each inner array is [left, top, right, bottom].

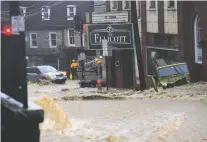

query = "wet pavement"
[[28, 81, 207, 142]]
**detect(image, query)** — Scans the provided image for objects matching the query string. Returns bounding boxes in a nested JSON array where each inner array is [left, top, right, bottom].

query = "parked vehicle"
[[150, 52, 191, 91], [26, 65, 67, 84]]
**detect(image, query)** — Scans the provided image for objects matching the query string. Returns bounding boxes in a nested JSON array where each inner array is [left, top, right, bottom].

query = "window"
[[49, 32, 57, 47], [122, 0, 130, 10], [68, 29, 75, 46], [67, 5, 76, 20], [26, 67, 40, 74], [82, 33, 85, 46], [30, 33, 37, 48], [20, 7, 26, 16], [150, 0, 156, 9], [110, 1, 118, 10], [41, 6, 50, 20], [26, 67, 33, 73], [137, 1, 141, 19], [37, 66, 57, 73], [168, 0, 175, 8], [194, 14, 202, 64]]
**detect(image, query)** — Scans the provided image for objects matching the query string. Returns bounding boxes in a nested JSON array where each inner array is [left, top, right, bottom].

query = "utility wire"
[[24, 1, 55, 15], [25, 1, 63, 18], [24, 2, 43, 9], [25, 2, 106, 18]]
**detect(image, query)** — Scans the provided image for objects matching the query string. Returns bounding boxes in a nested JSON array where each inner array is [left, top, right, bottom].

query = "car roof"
[[157, 62, 187, 70], [27, 65, 52, 68]]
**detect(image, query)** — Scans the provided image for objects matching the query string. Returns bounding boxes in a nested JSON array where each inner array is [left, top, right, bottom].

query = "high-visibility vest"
[[70, 63, 79, 69], [96, 59, 102, 65]]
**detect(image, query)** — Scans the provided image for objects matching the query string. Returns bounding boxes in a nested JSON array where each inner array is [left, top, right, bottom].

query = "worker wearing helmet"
[[95, 58, 102, 65], [95, 57, 103, 78], [70, 59, 80, 80]]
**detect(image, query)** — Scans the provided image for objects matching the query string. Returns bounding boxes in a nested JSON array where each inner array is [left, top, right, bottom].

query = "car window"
[[37, 66, 57, 73], [26, 67, 39, 74], [174, 64, 189, 74], [158, 66, 178, 77], [34, 68, 40, 74], [158, 64, 189, 77], [26, 68, 34, 73]]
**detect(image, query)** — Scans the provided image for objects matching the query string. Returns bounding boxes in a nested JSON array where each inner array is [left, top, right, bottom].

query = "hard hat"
[[72, 59, 75, 62], [99, 56, 103, 59]]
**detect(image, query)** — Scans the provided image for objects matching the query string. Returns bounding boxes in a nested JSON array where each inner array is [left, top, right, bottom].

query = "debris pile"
[[58, 82, 207, 101]]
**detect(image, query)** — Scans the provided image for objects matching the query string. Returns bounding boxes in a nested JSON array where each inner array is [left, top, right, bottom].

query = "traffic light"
[[3, 25, 12, 35]]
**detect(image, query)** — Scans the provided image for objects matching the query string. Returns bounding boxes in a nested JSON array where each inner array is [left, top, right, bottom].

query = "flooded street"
[[28, 81, 207, 142], [40, 99, 207, 142]]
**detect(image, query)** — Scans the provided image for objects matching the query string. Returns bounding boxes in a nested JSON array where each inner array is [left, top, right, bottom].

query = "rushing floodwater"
[[39, 99, 207, 142]]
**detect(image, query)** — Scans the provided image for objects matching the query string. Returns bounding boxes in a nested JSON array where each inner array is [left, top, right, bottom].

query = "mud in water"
[[40, 111, 187, 142], [28, 81, 207, 142], [34, 96, 72, 131]]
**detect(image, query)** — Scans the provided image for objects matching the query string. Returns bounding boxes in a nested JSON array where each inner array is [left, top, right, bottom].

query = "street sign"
[[11, 16, 25, 34], [103, 50, 108, 56], [92, 11, 129, 24], [102, 39, 108, 56], [78, 52, 86, 61]]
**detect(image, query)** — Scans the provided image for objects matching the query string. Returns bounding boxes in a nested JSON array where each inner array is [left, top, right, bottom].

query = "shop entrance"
[[110, 49, 134, 89]]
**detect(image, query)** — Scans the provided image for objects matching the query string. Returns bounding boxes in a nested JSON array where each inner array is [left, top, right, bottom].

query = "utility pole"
[[80, 19, 85, 80], [131, 1, 146, 90], [9, 1, 28, 108], [74, 12, 85, 80], [1, 2, 44, 142]]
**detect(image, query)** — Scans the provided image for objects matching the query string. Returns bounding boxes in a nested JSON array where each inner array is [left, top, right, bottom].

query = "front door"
[[121, 50, 134, 89]]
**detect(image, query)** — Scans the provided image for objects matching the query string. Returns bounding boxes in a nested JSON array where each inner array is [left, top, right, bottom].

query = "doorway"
[[121, 50, 134, 88], [110, 50, 134, 89], [111, 51, 116, 87]]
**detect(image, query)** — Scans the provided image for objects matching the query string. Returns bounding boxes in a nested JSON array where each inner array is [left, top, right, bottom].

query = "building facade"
[[1, 1, 94, 70], [139, 0, 180, 87], [140, 0, 207, 85], [90, 0, 141, 89], [178, 1, 207, 81], [23, 1, 94, 70]]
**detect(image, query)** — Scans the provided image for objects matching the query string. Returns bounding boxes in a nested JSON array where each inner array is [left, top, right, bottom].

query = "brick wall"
[[178, 1, 207, 81]]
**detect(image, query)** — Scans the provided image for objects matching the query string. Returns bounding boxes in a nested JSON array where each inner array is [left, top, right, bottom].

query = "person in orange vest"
[[95, 56, 103, 78], [70, 59, 80, 80]]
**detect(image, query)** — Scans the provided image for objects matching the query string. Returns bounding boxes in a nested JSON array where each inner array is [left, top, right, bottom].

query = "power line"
[[25, 1, 62, 18], [24, 2, 43, 9], [25, 2, 106, 18], [23, 2, 106, 27], [25, 1, 55, 15]]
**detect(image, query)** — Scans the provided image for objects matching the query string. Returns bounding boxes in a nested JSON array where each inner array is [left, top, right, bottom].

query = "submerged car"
[[152, 62, 191, 91], [150, 52, 190, 91], [26, 65, 67, 84]]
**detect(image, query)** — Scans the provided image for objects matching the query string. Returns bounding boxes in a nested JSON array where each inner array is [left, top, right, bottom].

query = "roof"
[[157, 62, 187, 70]]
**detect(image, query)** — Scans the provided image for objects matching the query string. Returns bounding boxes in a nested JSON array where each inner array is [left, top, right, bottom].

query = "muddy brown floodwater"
[[28, 81, 207, 142]]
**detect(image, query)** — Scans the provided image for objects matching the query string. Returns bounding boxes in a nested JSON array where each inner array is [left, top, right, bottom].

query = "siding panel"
[[164, 1, 178, 34], [94, 1, 106, 12], [146, 1, 158, 33]]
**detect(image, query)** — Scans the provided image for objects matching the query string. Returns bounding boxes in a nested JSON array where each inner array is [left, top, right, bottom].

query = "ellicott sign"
[[93, 33, 128, 44], [87, 24, 133, 50]]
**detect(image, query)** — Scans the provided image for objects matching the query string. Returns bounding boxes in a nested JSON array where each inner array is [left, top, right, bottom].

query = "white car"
[[26, 65, 67, 84]]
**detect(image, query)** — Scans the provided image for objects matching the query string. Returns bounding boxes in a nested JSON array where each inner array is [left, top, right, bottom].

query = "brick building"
[[140, 1, 207, 87], [178, 1, 207, 81]]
